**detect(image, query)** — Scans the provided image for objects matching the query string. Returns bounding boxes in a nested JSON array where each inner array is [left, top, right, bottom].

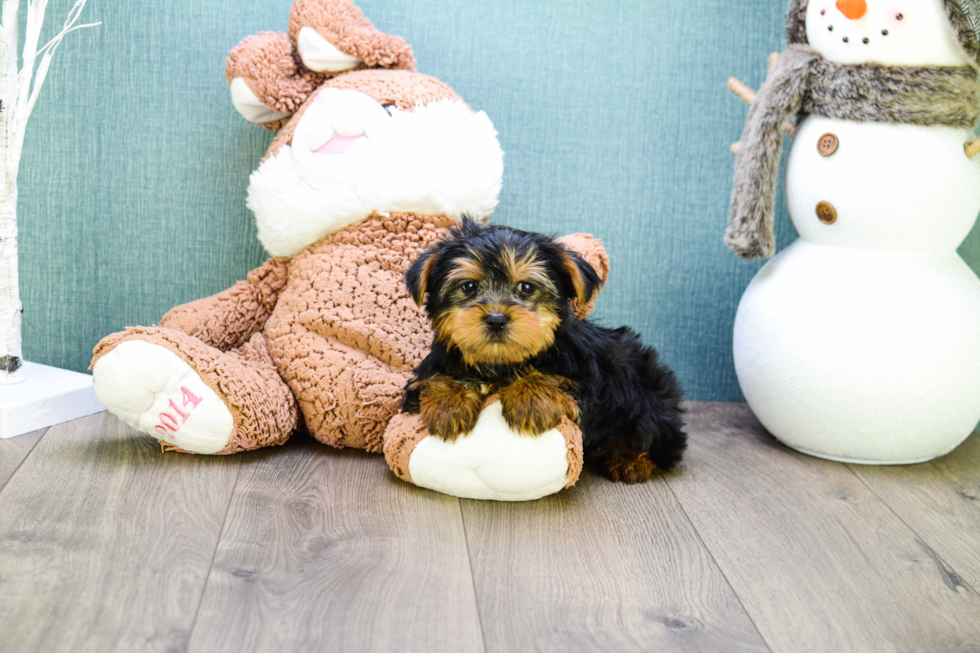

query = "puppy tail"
[[639, 348, 687, 472]]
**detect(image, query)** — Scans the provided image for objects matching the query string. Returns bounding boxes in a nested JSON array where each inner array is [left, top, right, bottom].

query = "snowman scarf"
[[727, 44, 980, 259]]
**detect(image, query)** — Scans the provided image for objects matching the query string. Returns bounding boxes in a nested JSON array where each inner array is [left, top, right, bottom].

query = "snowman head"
[[789, 0, 980, 66]]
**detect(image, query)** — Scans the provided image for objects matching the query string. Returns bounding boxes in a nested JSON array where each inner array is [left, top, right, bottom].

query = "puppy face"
[[407, 219, 602, 367], [433, 244, 562, 367]]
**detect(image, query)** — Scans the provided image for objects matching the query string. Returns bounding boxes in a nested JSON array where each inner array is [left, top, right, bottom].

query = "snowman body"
[[734, 0, 980, 462]]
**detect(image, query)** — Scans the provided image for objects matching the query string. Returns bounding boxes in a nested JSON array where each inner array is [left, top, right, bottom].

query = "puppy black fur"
[[403, 218, 686, 483]]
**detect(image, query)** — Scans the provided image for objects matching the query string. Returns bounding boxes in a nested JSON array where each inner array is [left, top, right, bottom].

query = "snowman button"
[[816, 201, 838, 225], [818, 133, 839, 157]]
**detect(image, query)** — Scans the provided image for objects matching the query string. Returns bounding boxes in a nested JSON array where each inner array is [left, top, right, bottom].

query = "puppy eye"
[[461, 281, 479, 294], [518, 282, 535, 296], [383, 104, 397, 117]]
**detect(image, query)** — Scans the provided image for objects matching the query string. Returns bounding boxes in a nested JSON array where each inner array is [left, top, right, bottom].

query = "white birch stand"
[[0, 0, 102, 438]]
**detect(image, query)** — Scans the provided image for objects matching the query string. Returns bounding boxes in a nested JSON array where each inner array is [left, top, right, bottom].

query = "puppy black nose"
[[484, 312, 509, 332]]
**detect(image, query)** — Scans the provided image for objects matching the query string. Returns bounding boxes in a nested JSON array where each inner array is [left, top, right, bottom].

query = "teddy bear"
[[90, 0, 609, 496]]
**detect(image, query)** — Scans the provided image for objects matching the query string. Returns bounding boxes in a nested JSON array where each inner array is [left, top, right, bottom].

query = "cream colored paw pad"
[[408, 402, 571, 502], [92, 341, 234, 454]]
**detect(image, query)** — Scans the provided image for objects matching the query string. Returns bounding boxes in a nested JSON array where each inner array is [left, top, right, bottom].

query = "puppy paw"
[[419, 375, 484, 442], [500, 373, 578, 436], [604, 443, 656, 484]]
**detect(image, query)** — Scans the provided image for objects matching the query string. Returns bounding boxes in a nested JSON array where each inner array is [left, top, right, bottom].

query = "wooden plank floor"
[[0, 403, 977, 653]]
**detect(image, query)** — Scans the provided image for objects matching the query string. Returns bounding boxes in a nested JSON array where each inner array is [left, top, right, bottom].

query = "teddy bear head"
[[226, 0, 503, 258], [247, 69, 504, 257], [226, 0, 415, 128]]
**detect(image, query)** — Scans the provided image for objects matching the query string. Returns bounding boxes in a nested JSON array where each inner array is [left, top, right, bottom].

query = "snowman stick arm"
[[728, 77, 756, 105], [728, 53, 781, 105], [768, 52, 780, 73]]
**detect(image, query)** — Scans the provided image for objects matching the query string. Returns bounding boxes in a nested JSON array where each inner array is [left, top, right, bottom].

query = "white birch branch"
[[0, 0, 21, 381], [0, 0, 98, 382], [24, 0, 98, 123]]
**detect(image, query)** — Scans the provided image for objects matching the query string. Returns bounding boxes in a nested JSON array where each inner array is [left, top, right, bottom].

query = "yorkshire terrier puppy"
[[402, 218, 686, 484]]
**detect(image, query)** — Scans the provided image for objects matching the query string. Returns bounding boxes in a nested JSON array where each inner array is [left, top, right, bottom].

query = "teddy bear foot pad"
[[388, 402, 580, 502], [93, 341, 234, 454]]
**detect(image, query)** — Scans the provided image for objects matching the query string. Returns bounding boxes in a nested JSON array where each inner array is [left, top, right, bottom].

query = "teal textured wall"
[[18, 0, 980, 401]]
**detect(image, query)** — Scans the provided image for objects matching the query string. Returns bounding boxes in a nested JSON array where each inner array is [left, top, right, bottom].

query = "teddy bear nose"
[[836, 0, 867, 20], [484, 313, 509, 332]]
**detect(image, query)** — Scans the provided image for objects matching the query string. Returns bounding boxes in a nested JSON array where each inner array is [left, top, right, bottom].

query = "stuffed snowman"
[[727, 0, 980, 463]]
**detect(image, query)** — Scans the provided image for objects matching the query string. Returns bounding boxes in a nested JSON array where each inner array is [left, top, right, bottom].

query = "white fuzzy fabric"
[[785, 116, 980, 255], [93, 341, 234, 455], [247, 91, 504, 257], [734, 240, 980, 463], [408, 402, 572, 502], [806, 0, 971, 66]]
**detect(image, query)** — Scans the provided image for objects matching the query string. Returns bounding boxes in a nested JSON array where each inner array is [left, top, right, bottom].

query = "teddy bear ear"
[[289, 0, 417, 74], [226, 32, 324, 128], [353, 30, 416, 72]]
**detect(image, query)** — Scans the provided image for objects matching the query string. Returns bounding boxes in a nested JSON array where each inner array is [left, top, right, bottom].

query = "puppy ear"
[[405, 244, 441, 307], [456, 214, 484, 237], [559, 248, 602, 307]]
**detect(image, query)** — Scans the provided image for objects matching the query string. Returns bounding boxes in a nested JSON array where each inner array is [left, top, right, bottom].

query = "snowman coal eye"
[[896, 13, 904, 20]]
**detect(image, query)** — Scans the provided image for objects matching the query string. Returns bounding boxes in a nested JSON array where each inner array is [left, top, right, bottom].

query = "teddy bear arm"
[[382, 411, 429, 485], [556, 234, 610, 319], [382, 397, 586, 498], [160, 257, 290, 352]]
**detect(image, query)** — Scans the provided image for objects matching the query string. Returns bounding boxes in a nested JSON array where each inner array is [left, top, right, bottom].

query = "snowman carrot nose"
[[836, 0, 868, 20]]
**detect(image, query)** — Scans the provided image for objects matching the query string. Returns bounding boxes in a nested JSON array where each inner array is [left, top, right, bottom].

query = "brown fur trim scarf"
[[726, 45, 980, 259]]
